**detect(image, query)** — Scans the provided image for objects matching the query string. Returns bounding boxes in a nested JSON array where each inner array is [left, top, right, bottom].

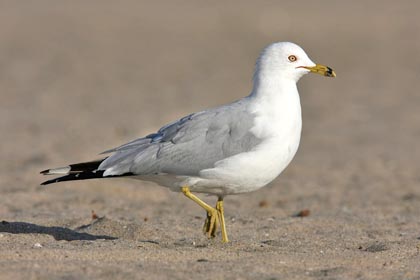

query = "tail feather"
[[40, 166, 71, 175], [40, 158, 134, 186], [41, 170, 105, 185]]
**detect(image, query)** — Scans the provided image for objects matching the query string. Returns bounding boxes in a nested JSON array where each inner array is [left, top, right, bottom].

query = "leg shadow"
[[0, 220, 117, 241]]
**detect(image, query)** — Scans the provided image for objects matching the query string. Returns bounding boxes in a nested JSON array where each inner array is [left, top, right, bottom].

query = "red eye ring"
[[288, 55, 297, 62]]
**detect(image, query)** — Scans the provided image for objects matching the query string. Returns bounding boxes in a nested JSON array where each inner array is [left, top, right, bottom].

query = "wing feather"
[[99, 98, 262, 177]]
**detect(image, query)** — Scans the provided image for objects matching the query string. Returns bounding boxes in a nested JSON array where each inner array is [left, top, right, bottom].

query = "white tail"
[[41, 166, 70, 175]]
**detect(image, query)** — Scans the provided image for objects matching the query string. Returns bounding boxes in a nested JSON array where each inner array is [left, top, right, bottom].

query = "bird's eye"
[[288, 55, 297, 62]]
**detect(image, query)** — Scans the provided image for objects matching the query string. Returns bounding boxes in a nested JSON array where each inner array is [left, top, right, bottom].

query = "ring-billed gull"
[[41, 42, 335, 243]]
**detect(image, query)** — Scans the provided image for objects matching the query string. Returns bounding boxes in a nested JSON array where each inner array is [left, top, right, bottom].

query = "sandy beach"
[[1, 1, 420, 279]]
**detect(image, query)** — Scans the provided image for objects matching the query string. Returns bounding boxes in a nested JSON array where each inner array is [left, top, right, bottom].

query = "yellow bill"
[[300, 64, 336, 77]]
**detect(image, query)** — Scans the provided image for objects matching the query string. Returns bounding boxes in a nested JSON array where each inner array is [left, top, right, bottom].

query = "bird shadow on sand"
[[0, 220, 117, 241]]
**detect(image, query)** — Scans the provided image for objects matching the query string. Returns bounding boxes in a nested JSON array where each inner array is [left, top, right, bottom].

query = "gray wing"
[[99, 98, 262, 176]]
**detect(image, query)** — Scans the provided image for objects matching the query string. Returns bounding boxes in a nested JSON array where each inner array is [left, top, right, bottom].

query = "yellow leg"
[[216, 197, 229, 243], [181, 186, 219, 239], [203, 211, 218, 238]]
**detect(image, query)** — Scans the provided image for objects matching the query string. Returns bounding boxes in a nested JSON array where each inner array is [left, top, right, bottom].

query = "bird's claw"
[[202, 209, 219, 238]]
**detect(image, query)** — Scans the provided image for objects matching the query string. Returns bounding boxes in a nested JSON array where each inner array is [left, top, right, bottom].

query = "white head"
[[254, 42, 335, 84]]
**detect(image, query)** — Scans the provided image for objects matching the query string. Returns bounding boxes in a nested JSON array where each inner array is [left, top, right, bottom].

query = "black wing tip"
[[40, 171, 135, 186], [40, 178, 59, 186], [40, 158, 108, 177]]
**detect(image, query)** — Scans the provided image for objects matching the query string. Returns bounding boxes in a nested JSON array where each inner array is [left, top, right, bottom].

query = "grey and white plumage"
[[100, 98, 260, 177], [41, 42, 335, 197]]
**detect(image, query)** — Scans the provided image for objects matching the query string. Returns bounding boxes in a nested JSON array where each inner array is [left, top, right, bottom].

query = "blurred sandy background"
[[1, 1, 420, 279]]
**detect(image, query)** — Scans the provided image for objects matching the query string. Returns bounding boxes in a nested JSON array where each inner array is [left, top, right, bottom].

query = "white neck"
[[248, 71, 302, 139], [250, 67, 301, 110]]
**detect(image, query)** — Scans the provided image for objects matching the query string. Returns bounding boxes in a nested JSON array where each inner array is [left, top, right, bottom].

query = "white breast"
[[191, 84, 303, 195]]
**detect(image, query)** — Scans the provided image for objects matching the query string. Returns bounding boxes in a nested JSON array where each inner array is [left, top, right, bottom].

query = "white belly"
[[136, 135, 300, 195], [138, 115, 302, 196], [193, 120, 301, 194]]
